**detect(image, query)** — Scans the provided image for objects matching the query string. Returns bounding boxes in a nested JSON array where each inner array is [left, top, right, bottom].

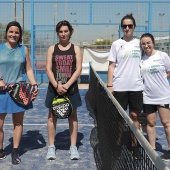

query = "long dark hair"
[[140, 33, 155, 56], [140, 33, 155, 44]]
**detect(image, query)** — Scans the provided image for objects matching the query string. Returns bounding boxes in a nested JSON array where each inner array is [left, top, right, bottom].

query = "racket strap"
[[20, 45, 26, 81]]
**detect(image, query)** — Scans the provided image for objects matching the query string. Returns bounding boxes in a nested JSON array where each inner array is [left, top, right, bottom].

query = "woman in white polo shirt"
[[140, 33, 170, 161], [107, 14, 143, 130]]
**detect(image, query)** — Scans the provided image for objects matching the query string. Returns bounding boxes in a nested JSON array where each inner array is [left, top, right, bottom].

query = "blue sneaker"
[[46, 145, 56, 160], [69, 145, 79, 160]]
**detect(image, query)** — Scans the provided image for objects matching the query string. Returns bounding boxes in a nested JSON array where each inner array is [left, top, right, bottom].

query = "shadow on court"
[[55, 129, 84, 150], [4, 130, 46, 156], [1, 89, 97, 170], [1, 88, 170, 169]]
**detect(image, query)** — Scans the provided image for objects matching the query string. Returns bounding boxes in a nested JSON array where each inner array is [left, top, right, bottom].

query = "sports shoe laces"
[[48, 146, 55, 153], [70, 146, 79, 157]]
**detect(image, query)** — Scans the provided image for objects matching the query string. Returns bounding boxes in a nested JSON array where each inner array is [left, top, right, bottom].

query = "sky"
[[0, 0, 170, 44]]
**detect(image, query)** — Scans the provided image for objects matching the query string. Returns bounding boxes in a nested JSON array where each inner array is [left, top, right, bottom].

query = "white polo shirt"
[[108, 38, 143, 91], [140, 51, 170, 104]]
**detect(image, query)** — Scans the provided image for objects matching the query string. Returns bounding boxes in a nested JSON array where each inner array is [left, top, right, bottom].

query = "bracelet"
[[55, 83, 58, 90], [33, 84, 38, 87], [107, 85, 112, 87]]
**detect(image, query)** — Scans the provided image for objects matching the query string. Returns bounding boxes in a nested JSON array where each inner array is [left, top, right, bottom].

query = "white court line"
[[4, 124, 163, 127], [4, 123, 94, 127], [155, 125, 164, 128]]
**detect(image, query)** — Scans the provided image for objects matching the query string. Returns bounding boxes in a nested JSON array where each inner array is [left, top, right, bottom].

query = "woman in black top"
[[45, 20, 82, 160]]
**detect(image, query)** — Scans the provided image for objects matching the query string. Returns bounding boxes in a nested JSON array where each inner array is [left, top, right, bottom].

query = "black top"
[[48, 43, 78, 95]]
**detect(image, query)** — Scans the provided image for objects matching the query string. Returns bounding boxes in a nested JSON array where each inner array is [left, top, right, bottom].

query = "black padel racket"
[[7, 82, 36, 106], [52, 95, 73, 119]]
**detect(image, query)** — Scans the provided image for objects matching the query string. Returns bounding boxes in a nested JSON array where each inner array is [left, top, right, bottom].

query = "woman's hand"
[[32, 84, 38, 100], [56, 84, 67, 95], [0, 80, 6, 91], [107, 86, 114, 94]]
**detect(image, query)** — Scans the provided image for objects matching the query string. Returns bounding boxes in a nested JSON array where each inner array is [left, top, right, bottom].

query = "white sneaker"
[[46, 145, 56, 160], [69, 145, 79, 160]]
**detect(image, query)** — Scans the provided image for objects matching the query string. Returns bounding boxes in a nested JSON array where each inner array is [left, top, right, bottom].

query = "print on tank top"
[[55, 54, 73, 83]]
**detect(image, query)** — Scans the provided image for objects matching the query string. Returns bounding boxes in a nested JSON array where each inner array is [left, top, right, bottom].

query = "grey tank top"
[[0, 43, 26, 85]]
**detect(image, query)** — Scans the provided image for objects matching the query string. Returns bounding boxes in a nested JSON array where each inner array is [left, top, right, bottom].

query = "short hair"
[[55, 20, 74, 38]]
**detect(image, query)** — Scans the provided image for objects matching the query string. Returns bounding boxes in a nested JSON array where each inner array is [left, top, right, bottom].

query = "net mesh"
[[85, 65, 169, 170]]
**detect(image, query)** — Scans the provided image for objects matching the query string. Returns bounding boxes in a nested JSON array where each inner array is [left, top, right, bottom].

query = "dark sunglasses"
[[122, 24, 134, 29]]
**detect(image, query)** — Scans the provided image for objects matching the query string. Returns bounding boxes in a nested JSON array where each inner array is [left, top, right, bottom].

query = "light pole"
[[70, 12, 76, 22], [14, 0, 24, 44], [159, 13, 165, 49], [53, 12, 57, 43], [145, 20, 148, 32], [169, 19, 170, 55], [74, 20, 78, 44], [115, 13, 120, 39], [109, 20, 112, 42], [159, 13, 165, 36], [70, 13, 77, 44], [53, 2, 58, 43]]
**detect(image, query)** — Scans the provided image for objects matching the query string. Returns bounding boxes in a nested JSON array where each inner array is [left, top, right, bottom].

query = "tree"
[[23, 31, 31, 45], [94, 38, 112, 49], [0, 23, 30, 44]]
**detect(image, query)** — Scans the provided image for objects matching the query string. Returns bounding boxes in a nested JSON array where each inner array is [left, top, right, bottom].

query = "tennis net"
[[85, 65, 169, 170]]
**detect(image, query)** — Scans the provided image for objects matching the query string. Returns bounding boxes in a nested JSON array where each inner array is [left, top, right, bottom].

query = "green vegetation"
[[0, 23, 30, 45]]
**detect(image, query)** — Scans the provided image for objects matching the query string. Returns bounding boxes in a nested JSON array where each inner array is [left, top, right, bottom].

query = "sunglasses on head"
[[122, 24, 134, 29]]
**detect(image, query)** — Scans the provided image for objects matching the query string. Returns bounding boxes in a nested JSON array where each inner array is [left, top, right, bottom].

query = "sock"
[[12, 148, 18, 153]]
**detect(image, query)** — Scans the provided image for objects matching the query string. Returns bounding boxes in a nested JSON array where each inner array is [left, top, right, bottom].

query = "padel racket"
[[7, 82, 37, 106], [52, 95, 73, 119]]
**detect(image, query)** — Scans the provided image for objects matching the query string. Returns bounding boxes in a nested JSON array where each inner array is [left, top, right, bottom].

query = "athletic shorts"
[[113, 91, 143, 112], [0, 90, 33, 114], [143, 104, 170, 114], [45, 89, 82, 109]]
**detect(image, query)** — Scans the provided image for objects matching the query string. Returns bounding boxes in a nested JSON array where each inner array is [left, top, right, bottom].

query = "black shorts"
[[113, 91, 143, 112], [143, 104, 170, 114], [45, 89, 82, 109]]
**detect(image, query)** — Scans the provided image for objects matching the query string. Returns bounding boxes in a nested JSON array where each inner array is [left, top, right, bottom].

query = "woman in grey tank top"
[[0, 21, 38, 164]]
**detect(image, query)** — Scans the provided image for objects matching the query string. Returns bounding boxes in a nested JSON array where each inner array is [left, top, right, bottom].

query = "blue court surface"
[[1, 88, 170, 169], [1, 89, 96, 170], [148, 113, 170, 168]]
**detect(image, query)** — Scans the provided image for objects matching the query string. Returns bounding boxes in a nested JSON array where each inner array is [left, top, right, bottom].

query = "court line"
[[4, 124, 163, 127], [4, 123, 94, 127]]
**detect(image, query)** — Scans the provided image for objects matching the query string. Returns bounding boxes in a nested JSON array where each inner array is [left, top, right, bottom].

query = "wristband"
[[107, 85, 112, 87], [55, 84, 58, 90], [33, 84, 38, 88]]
